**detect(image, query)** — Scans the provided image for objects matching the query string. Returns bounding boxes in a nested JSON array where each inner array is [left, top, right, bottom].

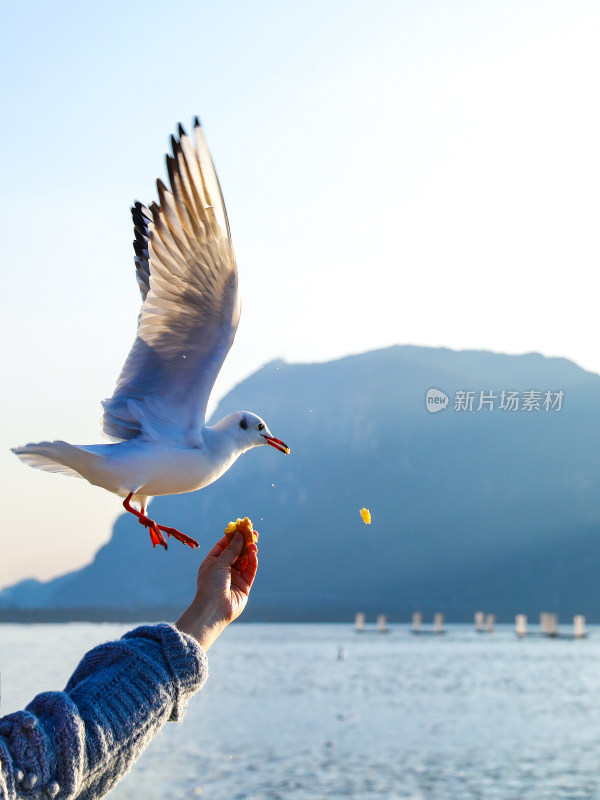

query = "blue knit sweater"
[[0, 623, 208, 800]]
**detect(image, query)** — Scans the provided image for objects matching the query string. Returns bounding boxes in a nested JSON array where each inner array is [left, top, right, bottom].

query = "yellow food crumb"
[[360, 507, 371, 525]]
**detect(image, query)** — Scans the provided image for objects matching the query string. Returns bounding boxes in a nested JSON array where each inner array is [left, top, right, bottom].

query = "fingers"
[[231, 546, 258, 593], [217, 531, 245, 565], [243, 546, 258, 589], [205, 535, 229, 559]]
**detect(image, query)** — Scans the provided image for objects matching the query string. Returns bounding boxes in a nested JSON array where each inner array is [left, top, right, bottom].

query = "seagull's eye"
[[239, 418, 248, 430], [257, 422, 265, 431]]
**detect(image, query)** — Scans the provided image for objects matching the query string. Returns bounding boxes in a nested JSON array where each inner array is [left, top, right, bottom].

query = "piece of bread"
[[224, 517, 258, 569]]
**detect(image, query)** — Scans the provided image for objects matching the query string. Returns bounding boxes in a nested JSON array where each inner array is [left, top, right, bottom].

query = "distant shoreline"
[[0, 607, 181, 624], [2, 608, 597, 625]]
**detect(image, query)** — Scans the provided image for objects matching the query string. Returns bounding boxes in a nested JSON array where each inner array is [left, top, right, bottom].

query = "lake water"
[[2, 622, 600, 799]]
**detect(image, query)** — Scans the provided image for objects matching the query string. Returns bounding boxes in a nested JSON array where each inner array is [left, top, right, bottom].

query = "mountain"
[[2, 345, 600, 622]]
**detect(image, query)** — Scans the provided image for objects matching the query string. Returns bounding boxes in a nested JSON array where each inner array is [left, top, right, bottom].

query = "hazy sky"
[[1, 0, 599, 589]]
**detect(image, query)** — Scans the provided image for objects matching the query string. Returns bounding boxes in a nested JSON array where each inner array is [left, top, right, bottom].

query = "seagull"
[[12, 118, 289, 551]]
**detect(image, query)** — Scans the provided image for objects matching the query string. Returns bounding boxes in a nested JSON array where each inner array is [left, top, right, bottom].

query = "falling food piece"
[[360, 507, 371, 525], [224, 517, 259, 570]]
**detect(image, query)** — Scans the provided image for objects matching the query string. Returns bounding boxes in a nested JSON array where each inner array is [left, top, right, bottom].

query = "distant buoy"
[[360, 507, 371, 524]]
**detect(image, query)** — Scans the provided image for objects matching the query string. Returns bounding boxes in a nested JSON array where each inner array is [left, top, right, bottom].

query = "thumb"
[[218, 532, 244, 566]]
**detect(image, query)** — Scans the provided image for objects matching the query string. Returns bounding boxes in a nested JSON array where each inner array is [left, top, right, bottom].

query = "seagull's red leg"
[[156, 524, 199, 549], [147, 525, 168, 550], [139, 504, 169, 549], [122, 494, 198, 549], [123, 493, 168, 550]]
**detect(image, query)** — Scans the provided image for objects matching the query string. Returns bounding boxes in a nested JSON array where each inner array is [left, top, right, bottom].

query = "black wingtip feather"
[[194, 116, 201, 128], [165, 155, 175, 186], [132, 201, 151, 221], [178, 123, 186, 138]]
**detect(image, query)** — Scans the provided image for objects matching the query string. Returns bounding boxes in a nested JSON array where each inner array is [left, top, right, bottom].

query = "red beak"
[[262, 434, 290, 454]]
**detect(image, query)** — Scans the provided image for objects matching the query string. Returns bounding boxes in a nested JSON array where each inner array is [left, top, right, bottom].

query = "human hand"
[[175, 532, 258, 651]]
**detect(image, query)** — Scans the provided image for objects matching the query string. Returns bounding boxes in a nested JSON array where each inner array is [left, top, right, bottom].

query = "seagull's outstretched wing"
[[102, 119, 240, 444]]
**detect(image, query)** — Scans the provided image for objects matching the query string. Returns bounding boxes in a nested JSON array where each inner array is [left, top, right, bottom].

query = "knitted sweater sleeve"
[[0, 623, 208, 800]]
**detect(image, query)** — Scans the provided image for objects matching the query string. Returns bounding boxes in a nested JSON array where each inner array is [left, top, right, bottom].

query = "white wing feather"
[[102, 120, 240, 444]]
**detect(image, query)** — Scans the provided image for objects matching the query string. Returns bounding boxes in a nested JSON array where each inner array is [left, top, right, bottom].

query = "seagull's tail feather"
[[11, 441, 104, 482]]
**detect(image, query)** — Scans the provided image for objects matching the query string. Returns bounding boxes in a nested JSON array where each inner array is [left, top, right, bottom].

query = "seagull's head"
[[232, 411, 290, 454]]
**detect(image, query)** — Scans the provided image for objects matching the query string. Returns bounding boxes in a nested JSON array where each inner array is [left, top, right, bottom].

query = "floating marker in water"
[[574, 615, 586, 638], [360, 507, 371, 524], [516, 614, 527, 637]]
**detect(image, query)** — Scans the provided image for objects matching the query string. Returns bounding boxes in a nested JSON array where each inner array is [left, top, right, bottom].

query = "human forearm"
[[176, 601, 226, 650], [0, 624, 207, 800]]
